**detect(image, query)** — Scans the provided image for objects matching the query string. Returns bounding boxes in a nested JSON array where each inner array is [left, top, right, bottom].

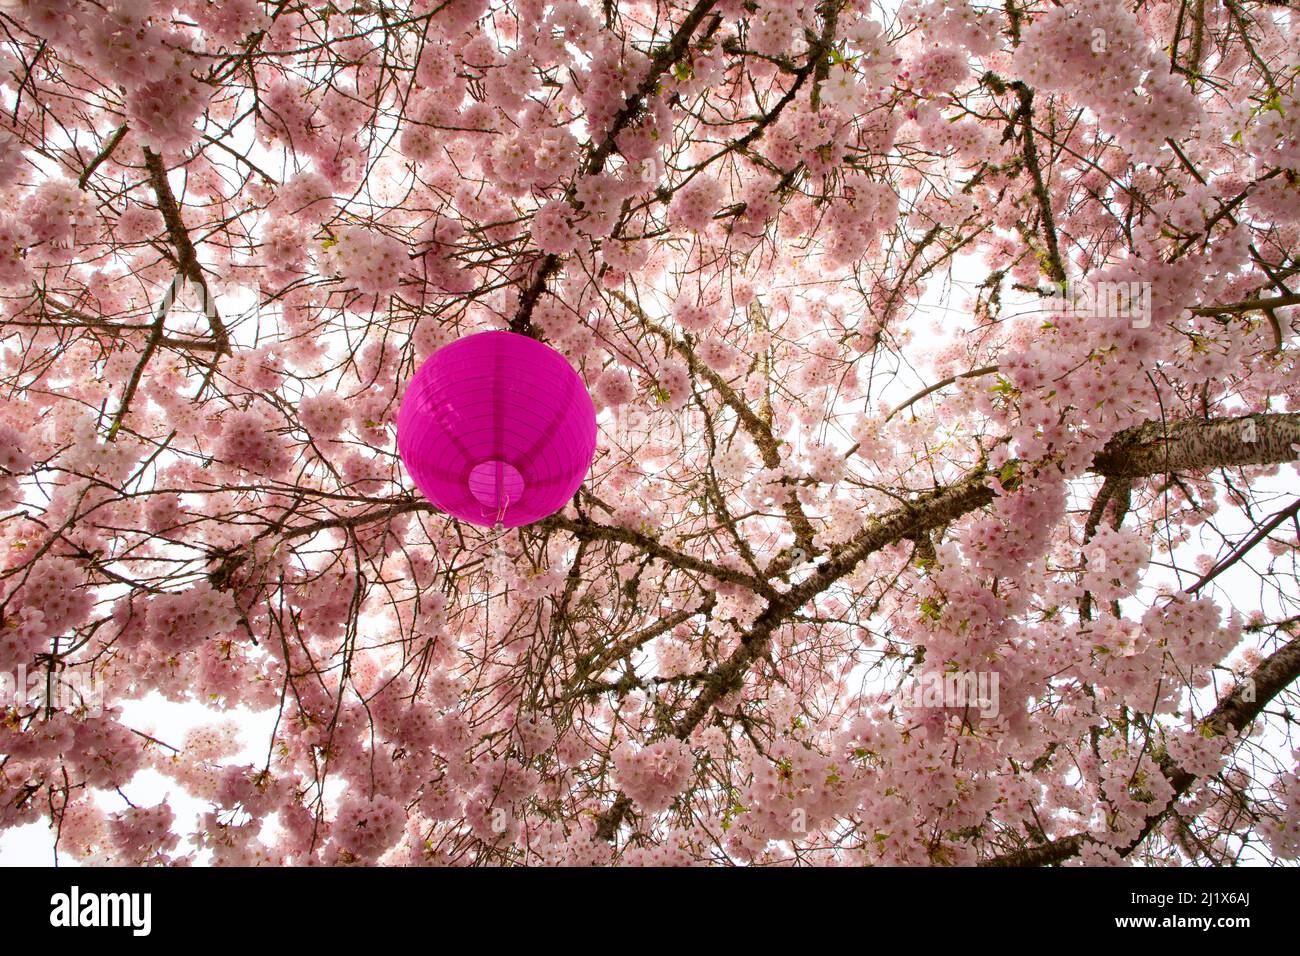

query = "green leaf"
[[998, 461, 1022, 490], [991, 375, 1019, 397]]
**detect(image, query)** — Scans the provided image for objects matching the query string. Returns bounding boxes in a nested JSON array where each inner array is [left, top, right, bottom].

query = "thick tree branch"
[[1009, 81, 1067, 286], [142, 147, 231, 358], [1092, 412, 1300, 479], [1189, 292, 1300, 315]]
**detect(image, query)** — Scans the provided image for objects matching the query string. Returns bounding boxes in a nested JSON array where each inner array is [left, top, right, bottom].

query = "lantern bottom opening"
[[468, 459, 525, 513]]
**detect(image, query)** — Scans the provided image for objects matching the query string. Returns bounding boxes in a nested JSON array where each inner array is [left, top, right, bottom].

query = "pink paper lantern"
[[397, 331, 597, 528]]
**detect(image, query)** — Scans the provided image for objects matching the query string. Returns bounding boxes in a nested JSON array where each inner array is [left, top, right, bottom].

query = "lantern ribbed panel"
[[397, 331, 598, 528]]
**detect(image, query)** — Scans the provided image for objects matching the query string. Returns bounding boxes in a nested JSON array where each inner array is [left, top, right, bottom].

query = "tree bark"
[[1092, 413, 1300, 479]]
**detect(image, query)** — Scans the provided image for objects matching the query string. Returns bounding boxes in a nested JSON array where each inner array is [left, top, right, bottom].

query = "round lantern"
[[397, 331, 598, 529]]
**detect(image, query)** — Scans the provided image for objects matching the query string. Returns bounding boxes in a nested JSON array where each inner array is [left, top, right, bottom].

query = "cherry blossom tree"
[[1, 0, 1298, 866]]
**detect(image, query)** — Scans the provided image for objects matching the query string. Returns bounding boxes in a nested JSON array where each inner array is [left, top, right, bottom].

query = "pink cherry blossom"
[[0, 0, 1297, 871]]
